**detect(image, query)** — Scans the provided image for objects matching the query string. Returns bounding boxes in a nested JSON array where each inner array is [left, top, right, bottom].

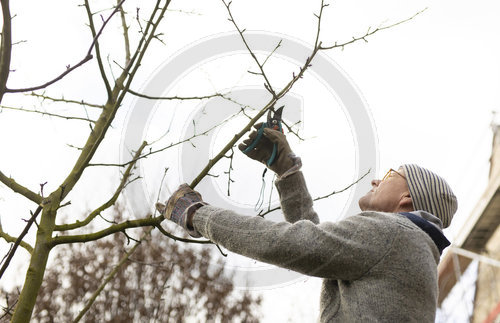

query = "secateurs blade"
[[243, 105, 284, 166]]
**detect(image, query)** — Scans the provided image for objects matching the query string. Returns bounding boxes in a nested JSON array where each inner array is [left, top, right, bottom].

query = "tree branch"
[[72, 228, 152, 323], [313, 168, 371, 201], [4, 0, 126, 94], [0, 205, 42, 279], [154, 223, 212, 244], [221, 0, 276, 98], [189, 2, 327, 189], [54, 141, 148, 231], [0, 228, 33, 254], [0, 105, 96, 123], [88, 103, 248, 168], [0, 171, 43, 205], [113, 0, 172, 109], [126, 88, 231, 101], [258, 168, 371, 217], [82, 0, 115, 99], [0, 0, 12, 103], [56, 0, 171, 204], [319, 8, 427, 50], [51, 216, 162, 246], [28, 92, 103, 109], [118, 0, 131, 64]]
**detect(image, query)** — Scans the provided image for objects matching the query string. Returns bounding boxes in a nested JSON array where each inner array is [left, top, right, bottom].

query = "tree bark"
[[0, 0, 12, 104], [10, 201, 58, 323]]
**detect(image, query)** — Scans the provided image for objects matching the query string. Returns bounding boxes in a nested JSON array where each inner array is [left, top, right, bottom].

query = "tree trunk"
[[10, 204, 57, 322]]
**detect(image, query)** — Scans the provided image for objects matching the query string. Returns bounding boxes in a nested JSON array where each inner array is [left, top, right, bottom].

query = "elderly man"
[[157, 126, 457, 322]]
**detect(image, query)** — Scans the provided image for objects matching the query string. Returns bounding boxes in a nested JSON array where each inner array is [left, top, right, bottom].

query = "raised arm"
[[191, 206, 396, 280], [237, 123, 318, 223], [157, 184, 397, 281], [275, 171, 319, 224]]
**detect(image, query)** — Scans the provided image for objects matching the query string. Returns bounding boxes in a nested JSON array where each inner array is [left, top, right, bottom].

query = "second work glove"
[[156, 184, 207, 237], [238, 123, 302, 178]]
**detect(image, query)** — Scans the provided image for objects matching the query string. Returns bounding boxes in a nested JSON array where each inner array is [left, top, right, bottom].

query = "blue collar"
[[399, 212, 450, 254]]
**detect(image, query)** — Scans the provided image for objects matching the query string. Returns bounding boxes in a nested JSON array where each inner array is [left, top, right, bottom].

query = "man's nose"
[[371, 179, 381, 187]]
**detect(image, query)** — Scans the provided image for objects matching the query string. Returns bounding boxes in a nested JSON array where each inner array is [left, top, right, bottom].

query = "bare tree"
[[0, 0, 423, 321]]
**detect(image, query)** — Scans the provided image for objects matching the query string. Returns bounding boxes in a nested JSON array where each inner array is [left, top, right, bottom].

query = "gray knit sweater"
[[192, 171, 443, 322]]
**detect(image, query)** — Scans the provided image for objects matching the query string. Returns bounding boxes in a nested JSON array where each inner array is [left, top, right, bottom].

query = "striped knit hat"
[[401, 164, 458, 228]]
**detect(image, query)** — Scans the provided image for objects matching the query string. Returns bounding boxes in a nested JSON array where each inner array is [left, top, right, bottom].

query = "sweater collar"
[[399, 212, 450, 254]]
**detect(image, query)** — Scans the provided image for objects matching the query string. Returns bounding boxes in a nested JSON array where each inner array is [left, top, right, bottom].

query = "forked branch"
[[4, 0, 126, 94]]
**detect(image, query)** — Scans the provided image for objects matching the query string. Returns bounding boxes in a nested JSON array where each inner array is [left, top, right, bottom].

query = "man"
[[156, 125, 457, 322]]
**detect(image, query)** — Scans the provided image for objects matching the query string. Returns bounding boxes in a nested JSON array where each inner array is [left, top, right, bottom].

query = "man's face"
[[358, 167, 413, 213]]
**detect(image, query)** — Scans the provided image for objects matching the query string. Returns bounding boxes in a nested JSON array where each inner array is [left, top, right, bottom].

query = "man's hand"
[[156, 184, 207, 233], [238, 123, 301, 177]]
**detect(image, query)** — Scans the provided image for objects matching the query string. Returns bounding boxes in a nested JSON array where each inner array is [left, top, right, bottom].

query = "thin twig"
[[221, 0, 276, 98], [313, 168, 371, 201], [118, 0, 131, 63], [88, 104, 249, 167], [154, 224, 212, 244], [28, 92, 103, 108], [190, 1, 327, 189], [0, 205, 43, 279], [126, 88, 230, 101], [55, 142, 148, 231], [0, 105, 96, 123], [281, 119, 305, 141], [0, 296, 17, 321], [258, 168, 371, 217], [319, 8, 427, 50], [261, 39, 282, 68], [5, 0, 126, 93], [223, 147, 235, 196], [72, 228, 151, 323]]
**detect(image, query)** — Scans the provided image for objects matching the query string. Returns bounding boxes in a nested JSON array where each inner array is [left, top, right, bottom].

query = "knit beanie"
[[401, 164, 458, 228]]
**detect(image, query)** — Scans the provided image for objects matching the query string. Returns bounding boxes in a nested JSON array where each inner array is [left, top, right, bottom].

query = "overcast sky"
[[1, 0, 499, 321]]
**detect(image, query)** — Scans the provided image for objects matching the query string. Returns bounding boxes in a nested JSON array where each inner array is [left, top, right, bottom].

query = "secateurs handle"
[[242, 121, 283, 166]]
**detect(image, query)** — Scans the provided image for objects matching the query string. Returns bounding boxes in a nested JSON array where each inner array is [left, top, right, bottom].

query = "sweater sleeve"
[[192, 207, 398, 280], [275, 171, 320, 224]]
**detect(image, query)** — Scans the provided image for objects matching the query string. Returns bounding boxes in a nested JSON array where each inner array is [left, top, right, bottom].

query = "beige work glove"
[[238, 122, 302, 178]]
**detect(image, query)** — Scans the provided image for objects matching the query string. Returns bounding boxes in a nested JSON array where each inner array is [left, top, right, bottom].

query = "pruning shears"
[[243, 105, 284, 166]]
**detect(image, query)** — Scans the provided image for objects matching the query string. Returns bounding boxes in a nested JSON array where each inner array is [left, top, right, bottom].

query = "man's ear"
[[399, 193, 414, 211]]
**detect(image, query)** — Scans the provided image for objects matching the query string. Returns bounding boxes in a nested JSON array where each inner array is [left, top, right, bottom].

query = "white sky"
[[0, 0, 499, 322]]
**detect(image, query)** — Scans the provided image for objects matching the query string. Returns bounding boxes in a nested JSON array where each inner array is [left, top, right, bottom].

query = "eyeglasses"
[[382, 168, 406, 181]]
